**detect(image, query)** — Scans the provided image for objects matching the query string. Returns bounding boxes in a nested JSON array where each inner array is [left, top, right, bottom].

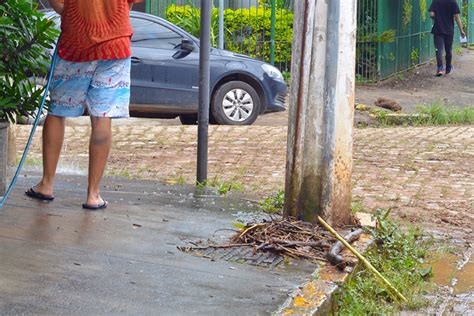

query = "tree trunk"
[[8, 124, 16, 166]]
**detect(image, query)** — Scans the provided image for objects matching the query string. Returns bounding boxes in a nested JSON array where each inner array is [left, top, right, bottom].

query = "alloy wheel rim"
[[222, 88, 254, 122]]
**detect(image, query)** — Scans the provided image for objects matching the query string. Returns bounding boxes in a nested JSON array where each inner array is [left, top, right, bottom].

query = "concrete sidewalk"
[[0, 173, 318, 315]]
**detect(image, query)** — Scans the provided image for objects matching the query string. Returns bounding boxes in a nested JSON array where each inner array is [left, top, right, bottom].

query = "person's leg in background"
[[444, 34, 454, 74], [434, 34, 445, 76], [30, 115, 65, 197], [86, 116, 112, 207]]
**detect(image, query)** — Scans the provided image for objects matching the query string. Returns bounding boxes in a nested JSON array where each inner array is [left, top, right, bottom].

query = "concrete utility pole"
[[284, 0, 357, 225]]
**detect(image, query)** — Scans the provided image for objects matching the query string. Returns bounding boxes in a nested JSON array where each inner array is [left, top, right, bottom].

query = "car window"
[[131, 18, 184, 50]]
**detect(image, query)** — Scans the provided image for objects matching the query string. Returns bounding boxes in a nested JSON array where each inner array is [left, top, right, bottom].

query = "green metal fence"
[[469, 0, 474, 44], [146, 0, 293, 72], [357, 0, 463, 82]]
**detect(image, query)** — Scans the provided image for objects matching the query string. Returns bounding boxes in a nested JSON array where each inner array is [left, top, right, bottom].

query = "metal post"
[[145, 0, 150, 14], [283, 0, 357, 225], [270, 0, 276, 65], [196, 0, 212, 184], [219, 0, 224, 50]]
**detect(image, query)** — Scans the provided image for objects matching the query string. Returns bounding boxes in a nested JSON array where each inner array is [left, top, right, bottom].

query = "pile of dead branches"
[[230, 219, 337, 262]]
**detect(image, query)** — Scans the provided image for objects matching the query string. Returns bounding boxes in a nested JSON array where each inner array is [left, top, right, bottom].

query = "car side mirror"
[[181, 39, 194, 52], [173, 39, 195, 59]]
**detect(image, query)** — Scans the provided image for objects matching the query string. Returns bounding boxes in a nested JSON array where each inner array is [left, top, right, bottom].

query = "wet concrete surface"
[[0, 172, 317, 315]]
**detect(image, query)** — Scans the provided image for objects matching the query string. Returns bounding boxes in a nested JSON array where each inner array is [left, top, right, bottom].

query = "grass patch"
[[337, 209, 432, 315], [198, 176, 244, 196], [351, 201, 365, 214], [108, 169, 134, 179], [17, 155, 42, 167], [414, 104, 474, 125], [258, 190, 284, 214], [373, 104, 474, 126], [165, 174, 187, 185], [453, 46, 463, 55]]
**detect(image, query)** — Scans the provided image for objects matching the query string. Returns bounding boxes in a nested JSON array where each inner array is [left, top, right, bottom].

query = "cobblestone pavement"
[[15, 124, 473, 239]]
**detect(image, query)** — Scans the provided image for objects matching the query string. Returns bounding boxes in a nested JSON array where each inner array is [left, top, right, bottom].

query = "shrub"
[[166, 4, 293, 69], [166, 4, 224, 48], [224, 7, 293, 67], [0, 0, 59, 122]]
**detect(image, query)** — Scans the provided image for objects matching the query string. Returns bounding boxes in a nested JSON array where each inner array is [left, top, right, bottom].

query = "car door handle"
[[131, 57, 141, 64]]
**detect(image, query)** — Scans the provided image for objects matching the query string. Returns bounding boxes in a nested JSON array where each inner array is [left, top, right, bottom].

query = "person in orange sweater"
[[26, 0, 142, 209]]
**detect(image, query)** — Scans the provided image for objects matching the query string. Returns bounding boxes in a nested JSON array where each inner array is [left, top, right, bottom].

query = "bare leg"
[[34, 115, 66, 196], [86, 116, 112, 205]]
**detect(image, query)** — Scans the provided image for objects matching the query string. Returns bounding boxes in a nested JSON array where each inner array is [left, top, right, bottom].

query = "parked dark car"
[[43, 11, 287, 125]]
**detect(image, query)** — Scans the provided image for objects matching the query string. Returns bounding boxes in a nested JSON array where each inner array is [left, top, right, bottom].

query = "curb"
[[274, 234, 374, 315]]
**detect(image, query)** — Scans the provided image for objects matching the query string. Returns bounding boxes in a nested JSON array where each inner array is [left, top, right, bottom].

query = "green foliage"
[[410, 48, 419, 63], [258, 190, 284, 214], [454, 45, 463, 54], [258, 0, 292, 9], [166, 4, 226, 48], [415, 104, 474, 125], [0, 0, 59, 122], [351, 201, 365, 214], [338, 209, 431, 314], [373, 104, 474, 126], [461, 0, 468, 34], [197, 176, 244, 196], [420, 0, 427, 22], [166, 4, 293, 67], [281, 71, 291, 84], [403, 0, 413, 27]]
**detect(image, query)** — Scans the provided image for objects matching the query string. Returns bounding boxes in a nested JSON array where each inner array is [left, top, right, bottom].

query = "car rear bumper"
[[263, 80, 288, 113]]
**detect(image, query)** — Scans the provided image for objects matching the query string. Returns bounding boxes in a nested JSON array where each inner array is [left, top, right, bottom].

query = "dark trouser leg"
[[434, 34, 445, 68], [444, 34, 454, 69]]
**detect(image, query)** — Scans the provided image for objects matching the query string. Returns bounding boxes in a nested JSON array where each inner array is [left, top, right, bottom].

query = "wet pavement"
[[428, 250, 474, 314], [0, 172, 317, 315]]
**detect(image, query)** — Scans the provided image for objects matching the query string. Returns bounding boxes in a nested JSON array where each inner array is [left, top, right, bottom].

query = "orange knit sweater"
[[58, 0, 142, 62]]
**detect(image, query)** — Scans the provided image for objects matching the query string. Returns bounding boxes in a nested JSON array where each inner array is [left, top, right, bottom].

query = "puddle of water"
[[431, 253, 473, 295]]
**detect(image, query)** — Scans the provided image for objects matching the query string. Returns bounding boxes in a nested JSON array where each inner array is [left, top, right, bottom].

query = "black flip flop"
[[82, 200, 108, 210], [25, 188, 55, 201]]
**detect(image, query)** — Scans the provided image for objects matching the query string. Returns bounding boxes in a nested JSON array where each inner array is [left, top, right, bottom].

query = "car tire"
[[211, 81, 261, 125], [179, 114, 198, 125]]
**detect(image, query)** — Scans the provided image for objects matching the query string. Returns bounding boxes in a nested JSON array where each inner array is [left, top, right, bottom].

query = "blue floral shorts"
[[49, 57, 131, 118]]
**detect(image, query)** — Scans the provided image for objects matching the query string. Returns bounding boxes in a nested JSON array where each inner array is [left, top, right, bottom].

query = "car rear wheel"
[[211, 81, 260, 125]]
